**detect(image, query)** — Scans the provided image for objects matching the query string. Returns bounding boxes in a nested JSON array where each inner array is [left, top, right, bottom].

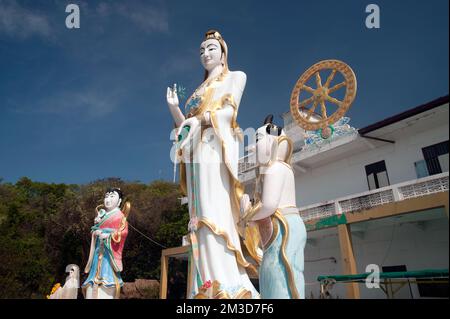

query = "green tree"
[[0, 177, 189, 298]]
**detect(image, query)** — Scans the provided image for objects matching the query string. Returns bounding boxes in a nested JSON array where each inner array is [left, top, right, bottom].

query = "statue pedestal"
[[84, 284, 116, 299]]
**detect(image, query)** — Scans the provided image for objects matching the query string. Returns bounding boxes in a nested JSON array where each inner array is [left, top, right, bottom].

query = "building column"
[[159, 254, 169, 299], [337, 224, 360, 299], [186, 265, 192, 298]]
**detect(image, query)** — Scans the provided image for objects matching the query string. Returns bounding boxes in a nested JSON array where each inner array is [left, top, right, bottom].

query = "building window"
[[365, 160, 390, 190], [422, 141, 449, 175], [414, 160, 429, 178]]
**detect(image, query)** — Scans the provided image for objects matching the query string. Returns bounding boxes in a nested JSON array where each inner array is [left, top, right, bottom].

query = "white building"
[[238, 95, 449, 299]]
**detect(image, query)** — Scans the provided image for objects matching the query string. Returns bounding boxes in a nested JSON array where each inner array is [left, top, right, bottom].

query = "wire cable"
[[128, 223, 167, 249]]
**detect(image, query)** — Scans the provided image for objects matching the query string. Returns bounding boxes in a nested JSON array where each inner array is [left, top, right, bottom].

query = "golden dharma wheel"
[[290, 60, 357, 131]]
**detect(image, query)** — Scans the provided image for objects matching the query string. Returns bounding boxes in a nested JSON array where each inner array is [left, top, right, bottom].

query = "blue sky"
[[0, 0, 448, 184]]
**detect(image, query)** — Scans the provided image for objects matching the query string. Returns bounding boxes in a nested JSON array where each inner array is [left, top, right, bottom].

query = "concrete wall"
[[295, 124, 449, 207], [304, 210, 449, 299]]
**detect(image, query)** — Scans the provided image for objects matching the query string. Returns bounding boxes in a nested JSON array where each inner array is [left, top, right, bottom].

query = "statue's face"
[[256, 126, 274, 165], [200, 38, 223, 72], [104, 191, 121, 211], [66, 264, 78, 279]]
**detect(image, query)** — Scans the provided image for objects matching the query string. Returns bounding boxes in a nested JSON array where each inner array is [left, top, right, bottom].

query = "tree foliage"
[[0, 177, 188, 298]]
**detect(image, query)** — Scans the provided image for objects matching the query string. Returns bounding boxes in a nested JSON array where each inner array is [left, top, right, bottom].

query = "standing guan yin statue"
[[166, 30, 259, 299]]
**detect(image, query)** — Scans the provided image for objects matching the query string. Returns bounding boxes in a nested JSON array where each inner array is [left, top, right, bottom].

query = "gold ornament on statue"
[[290, 60, 357, 131]]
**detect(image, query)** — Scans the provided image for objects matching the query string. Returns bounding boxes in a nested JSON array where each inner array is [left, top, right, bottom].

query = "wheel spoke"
[[324, 70, 337, 88], [299, 96, 315, 108], [315, 72, 322, 88], [326, 95, 343, 107], [328, 81, 346, 94], [306, 100, 318, 119], [320, 101, 328, 119], [302, 85, 315, 94]]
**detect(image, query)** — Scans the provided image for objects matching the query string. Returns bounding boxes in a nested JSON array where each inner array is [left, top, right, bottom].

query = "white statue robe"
[[180, 72, 259, 299], [49, 276, 79, 299]]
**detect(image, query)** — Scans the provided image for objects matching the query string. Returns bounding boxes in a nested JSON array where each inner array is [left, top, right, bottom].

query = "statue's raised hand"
[[166, 84, 179, 109], [166, 84, 186, 127]]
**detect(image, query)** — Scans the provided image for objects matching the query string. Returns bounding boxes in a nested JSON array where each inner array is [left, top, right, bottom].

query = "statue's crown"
[[205, 30, 222, 41]]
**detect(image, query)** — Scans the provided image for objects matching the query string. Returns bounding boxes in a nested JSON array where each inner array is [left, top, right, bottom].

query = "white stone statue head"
[[200, 30, 229, 79], [65, 264, 80, 288], [104, 187, 123, 212], [256, 115, 293, 166]]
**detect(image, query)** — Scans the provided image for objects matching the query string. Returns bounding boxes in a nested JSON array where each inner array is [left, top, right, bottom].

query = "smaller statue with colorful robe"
[[239, 115, 307, 299], [82, 188, 130, 299]]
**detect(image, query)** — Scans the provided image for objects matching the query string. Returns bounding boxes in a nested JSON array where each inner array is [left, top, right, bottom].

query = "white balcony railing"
[[298, 172, 449, 222], [238, 152, 257, 183], [238, 159, 257, 174]]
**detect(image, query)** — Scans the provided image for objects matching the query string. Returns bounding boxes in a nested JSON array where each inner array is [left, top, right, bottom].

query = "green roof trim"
[[305, 213, 347, 231], [317, 269, 449, 282]]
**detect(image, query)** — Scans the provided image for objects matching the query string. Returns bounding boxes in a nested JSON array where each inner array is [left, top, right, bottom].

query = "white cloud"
[[117, 3, 168, 33], [0, 1, 169, 40], [0, 0, 52, 39], [38, 89, 123, 119], [96, 1, 169, 34], [10, 88, 124, 120], [161, 50, 199, 77], [96, 2, 112, 17]]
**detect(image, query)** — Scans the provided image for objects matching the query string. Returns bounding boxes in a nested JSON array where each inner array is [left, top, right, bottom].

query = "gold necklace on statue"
[[185, 70, 228, 117]]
